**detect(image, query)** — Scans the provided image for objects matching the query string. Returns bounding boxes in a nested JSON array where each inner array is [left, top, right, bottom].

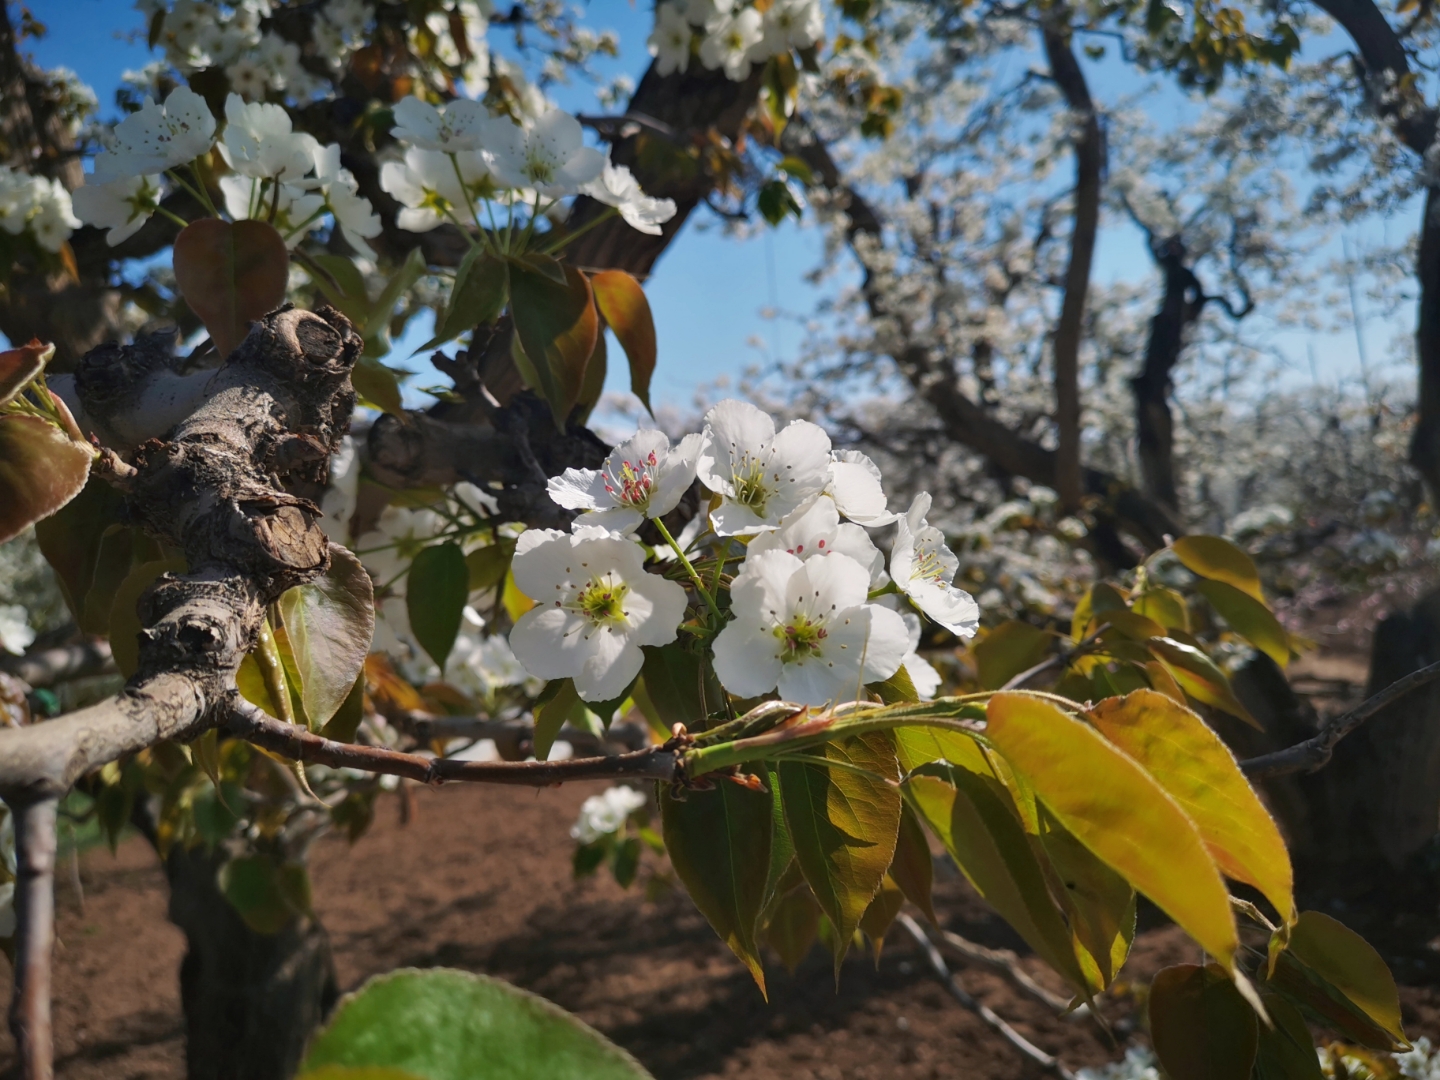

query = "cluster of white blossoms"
[[381, 97, 677, 237], [0, 166, 80, 254], [0, 603, 35, 657], [73, 86, 381, 254], [648, 0, 824, 81], [510, 400, 978, 707], [571, 785, 648, 846]]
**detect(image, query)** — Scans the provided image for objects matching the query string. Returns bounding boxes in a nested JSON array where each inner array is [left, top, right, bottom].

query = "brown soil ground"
[[4, 778, 1440, 1080]]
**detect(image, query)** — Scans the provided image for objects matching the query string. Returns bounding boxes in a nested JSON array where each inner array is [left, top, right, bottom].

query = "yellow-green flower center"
[[571, 574, 629, 626], [775, 614, 828, 662], [731, 460, 771, 516]]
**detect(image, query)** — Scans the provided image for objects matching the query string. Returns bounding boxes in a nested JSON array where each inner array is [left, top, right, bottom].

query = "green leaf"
[[533, 678, 581, 762], [424, 251, 508, 350], [639, 644, 717, 731], [307, 253, 372, 327], [780, 733, 902, 975], [590, 270, 657, 416], [889, 802, 936, 925], [983, 693, 1238, 969], [1149, 963, 1259, 1080], [1088, 690, 1294, 923], [776, 155, 816, 187], [575, 324, 607, 424], [1195, 579, 1291, 667], [320, 674, 367, 744], [33, 476, 125, 623], [0, 340, 51, 408], [172, 218, 290, 357], [764, 884, 822, 974], [972, 621, 1051, 689], [1269, 910, 1406, 1050], [217, 854, 311, 935], [858, 875, 906, 960], [109, 557, 187, 678], [870, 663, 918, 704], [0, 414, 93, 545], [299, 968, 654, 1079], [1036, 805, 1135, 989], [298, 1067, 428, 1080], [81, 526, 137, 634], [466, 538, 515, 591], [892, 718, 988, 774], [1172, 535, 1265, 602], [904, 757, 1092, 995], [352, 355, 406, 417], [760, 52, 799, 136], [1254, 994, 1325, 1080], [508, 256, 599, 429], [1132, 587, 1190, 633], [1147, 636, 1260, 728], [662, 780, 772, 996], [756, 178, 803, 226], [365, 247, 427, 344], [278, 545, 375, 729], [406, 542, 469, 670], [759, 763, 795, 914]]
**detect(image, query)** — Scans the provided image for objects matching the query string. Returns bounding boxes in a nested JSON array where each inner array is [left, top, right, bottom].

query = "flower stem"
[[156, 205, 190, 229], [187, 161, 222, 219], [654, 517, 723, 622], [539, 205, 619, 255], [166, 167, 218, 219]]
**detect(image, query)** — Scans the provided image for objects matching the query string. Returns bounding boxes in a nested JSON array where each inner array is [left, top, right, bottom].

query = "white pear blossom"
[[225, 57, 269, 100], [380, 145, 492, 231], [648, 4, 693, 75], [712, 549, 909, 705], [746, 494, 885, 585], [1075, 1048, 1160, 1080], [0, 605, 34, 656], [218, 175, 324, 247], [898, 611, 941, 699], [686, 0, 734, 28], [218, 94, 318, 181], [891, 493, 980, 638], [548, 429, 702, 533], [482, 109, 606, 199], [827, 449, 897, 526], [695, 399, 832, 535], [390, 96, 490, 153], [699, 8, 764, 81], [580, 161, 677, 236], [571, 785, 647, 844], [756, 0, 824, 57], [508, 527, 688, 701], [312, 143, 382, 256], [93, 85, 216, 179], [25, 178, 80, 253], [72, 173, 164, 246]]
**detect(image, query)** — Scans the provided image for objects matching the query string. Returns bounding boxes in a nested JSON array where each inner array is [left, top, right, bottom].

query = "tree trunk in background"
[[1041, 19, 1102, 512], [166, 846, 338, 1080], [1132, 238, 1205, 512]]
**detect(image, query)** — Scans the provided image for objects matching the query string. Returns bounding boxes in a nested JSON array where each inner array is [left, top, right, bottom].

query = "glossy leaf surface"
[[406, 542, 469, 670], [1276, 910, 1406, 1050], [1172, 535, 1265, 602], [277, 545, 375, 728], [426, 250, 508, 349], [1195, 579, 1291, 667], [509, 256, 599, 428]]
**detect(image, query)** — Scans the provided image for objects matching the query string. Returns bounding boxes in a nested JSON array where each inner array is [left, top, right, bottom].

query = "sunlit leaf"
[[1036, 805, 1135, 988], [780, 733, 901, 974], [984, 693, 1237, 968], [1172, 535, 1265, 602], [1147, 636, 1259, 728], [0, 339, 52, 408], [590, 270, 657, 415], [0, 414, 93, 544], [299, 968, 653, 1079], [662, 781, 772, 996], [1088, 690, 1294, 923], [277, 545, 375, 728], [172, 218, 289, 357], [352, 356, 406, 416], [1132, 587, 1190, 633], [406, 542, 469, 670], [1149, 963, 1259, 1080]]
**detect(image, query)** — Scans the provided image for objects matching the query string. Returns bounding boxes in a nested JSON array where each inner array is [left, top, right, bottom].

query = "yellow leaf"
[[984, 693, 1237, 969], [1172, 535, 1265, 602], [1133, 587, 1190, 632], [1088, 691, 1294, 924]]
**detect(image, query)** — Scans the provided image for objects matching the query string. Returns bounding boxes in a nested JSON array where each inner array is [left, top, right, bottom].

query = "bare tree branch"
[[0, 641, 114, 689], [5, 795, 58, 1080], [934, 928, 1075, 1014], [1241, 659, 1440, 777]]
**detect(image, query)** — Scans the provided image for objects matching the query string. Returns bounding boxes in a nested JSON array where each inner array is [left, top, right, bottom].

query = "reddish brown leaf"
[[173, 218, 290, 358], [508, 256, 599, 428], [590, 270, 657, 415], [0, 340, 53, 407], [0, 414, 93, 543]]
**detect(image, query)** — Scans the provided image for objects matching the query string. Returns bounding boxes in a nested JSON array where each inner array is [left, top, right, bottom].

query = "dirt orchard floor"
[[4, 779, 1440, 1080]]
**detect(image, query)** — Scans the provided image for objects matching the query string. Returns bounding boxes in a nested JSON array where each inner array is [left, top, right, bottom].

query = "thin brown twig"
[[896, 914, 1076, 1079], [1000, 623, 1110, 692], [1240, 659, 1440, 778], [6, 795, 58, 1080], [934, 928, 1075, 1014]]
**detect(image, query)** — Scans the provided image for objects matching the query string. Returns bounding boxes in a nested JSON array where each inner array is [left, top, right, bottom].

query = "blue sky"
[[18, 0, 1396, 412]]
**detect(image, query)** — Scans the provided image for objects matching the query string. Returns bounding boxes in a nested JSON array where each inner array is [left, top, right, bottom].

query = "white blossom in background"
[[0, 170, 78, 252], [380, 146, 493, 231], [648, 4, 693, 75], [218, 174, 325, 247], [1396, 1037, 1440, 1080], [356, 506, 445, 587], [1074, 1048, 1160, 1080], [482, 110, 606, 199], [571, 785, 647, 845], [93, 85, 216, 179], [696, 399, 832, 535], [890, 493, 980, 638], [72, 173, 164, 246], [547, 429, 701, 532], [686, 0, 734, 29], [712, 549, 909, 705], [756, 0, 824, 56], [390, 96, 490, 153], [311, 144, 382, 256], [0, 605, 34, 656], [746, 495, 886, 586], [452, 632, 531, 699], [581, 161, 678, 236], [508, 527, 688, 701], [699, 8, 763, 81]]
